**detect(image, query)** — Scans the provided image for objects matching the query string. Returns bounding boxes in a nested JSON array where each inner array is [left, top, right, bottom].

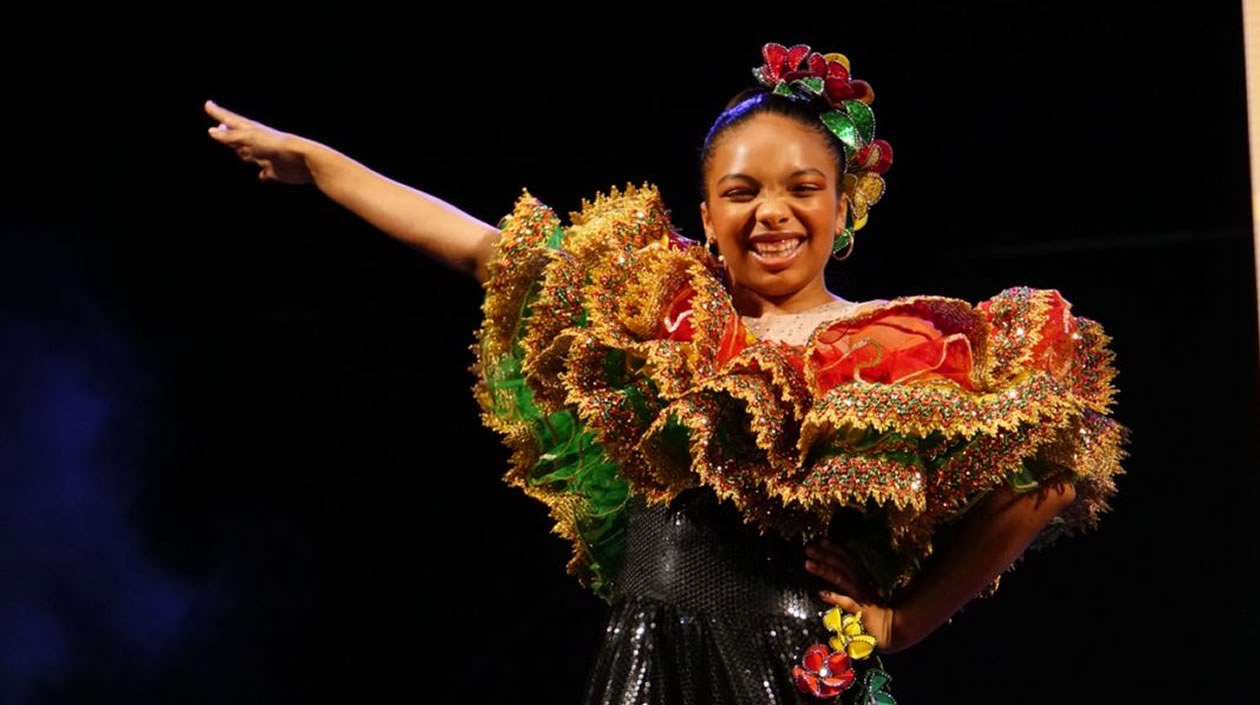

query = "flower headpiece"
[[753, 43, 893, 251]]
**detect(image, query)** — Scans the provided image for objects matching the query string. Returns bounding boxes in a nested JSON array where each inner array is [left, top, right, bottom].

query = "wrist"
[[885, 601, 923, 654], [287, 135, 332, 181], [887, 606, 901, 653]]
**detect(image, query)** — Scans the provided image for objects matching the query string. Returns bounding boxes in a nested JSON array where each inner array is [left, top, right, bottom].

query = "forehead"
[[709, 113, 837, 179]]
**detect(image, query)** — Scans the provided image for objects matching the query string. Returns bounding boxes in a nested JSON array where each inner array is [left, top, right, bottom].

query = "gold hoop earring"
[[831, 231, 855, 262], [706, 232, 725, 265]]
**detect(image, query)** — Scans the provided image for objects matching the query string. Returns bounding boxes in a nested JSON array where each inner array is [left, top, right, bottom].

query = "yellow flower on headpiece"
[[843, 172, 887, 232], [823, 53, 850, 72], [822, 607, 878, 660]]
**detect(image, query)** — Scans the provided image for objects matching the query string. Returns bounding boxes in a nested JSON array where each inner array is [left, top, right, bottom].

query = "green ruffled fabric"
[[479, 255, 631, 604]]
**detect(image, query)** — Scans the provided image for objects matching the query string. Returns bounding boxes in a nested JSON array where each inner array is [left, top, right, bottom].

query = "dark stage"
[[3, 6, 1258, 704]]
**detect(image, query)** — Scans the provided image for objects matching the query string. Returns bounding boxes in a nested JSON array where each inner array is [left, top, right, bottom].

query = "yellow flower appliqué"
[[822, 607, 878, 659]]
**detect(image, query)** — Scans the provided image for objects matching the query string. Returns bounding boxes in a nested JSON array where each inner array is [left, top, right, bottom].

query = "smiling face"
[[700, 112, 849, 314]]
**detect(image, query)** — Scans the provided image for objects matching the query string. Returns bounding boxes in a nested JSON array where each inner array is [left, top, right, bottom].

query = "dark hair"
[[699, 88, 849, 201]]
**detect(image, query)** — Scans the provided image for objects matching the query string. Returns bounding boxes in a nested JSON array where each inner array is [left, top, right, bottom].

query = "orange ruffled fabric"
[[473, 184, 1131, 602]]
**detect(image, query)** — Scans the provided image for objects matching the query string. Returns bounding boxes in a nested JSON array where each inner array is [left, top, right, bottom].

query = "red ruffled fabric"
[[809, 313, 979, 392]]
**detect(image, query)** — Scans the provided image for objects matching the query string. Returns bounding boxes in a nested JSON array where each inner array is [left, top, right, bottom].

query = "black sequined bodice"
[[583, 488, 836, 704]]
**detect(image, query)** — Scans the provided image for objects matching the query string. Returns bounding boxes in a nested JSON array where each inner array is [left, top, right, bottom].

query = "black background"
[[3, 5, 1258, 704]]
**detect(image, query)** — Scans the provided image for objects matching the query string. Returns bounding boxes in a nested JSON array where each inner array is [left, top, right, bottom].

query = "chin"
[[742, 269, 811, 299]]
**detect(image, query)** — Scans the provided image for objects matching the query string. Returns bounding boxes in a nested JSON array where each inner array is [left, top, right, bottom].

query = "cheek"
[[803, 233, 834, 265], [807, 201, 840, 230], [716, 234, 745, 257], [804, 206, 839, 256], [709, 209, 749, 247]]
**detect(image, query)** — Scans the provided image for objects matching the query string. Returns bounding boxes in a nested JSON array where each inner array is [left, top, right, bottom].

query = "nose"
[[755, 196, 792, 228]]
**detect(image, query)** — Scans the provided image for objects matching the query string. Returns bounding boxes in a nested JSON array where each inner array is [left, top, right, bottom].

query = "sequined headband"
[[752, 43, 893, 249]]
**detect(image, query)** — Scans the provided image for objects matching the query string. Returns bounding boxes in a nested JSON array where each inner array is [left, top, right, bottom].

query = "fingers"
[[806, 539, 879, 603], [805, 541, 856, 581], [806, 558, 858, 597], [818, 590, 860, 612], [207, 122, 232, 142], [819, 592, 893, 652], [204, 100, 247, 129], [205, 100, 254, 146], [206, 118, 241, 144], [819, 537, 856, 562], [805, 546, 852, 579]]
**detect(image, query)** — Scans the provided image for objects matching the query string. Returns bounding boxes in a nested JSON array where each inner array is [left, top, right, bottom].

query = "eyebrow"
[[717, 168, 827, 184], [791, 168, 828, 179]]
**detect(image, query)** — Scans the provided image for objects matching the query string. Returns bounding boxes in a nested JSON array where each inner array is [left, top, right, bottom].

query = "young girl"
[[206, 42, 1127, 704]]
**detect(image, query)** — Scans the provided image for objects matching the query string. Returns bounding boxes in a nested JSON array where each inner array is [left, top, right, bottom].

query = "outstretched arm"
[[205, 100, 500, 282]]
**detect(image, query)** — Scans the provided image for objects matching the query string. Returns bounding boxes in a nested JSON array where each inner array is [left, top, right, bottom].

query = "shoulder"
[[849, 298, 891, 313]]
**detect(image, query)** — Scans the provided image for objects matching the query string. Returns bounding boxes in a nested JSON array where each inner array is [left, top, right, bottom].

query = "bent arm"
[[888, 480, 1077, 652]]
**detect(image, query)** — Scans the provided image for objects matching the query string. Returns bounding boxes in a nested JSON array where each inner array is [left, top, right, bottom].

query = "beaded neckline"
[[740, 299, 864, 347]]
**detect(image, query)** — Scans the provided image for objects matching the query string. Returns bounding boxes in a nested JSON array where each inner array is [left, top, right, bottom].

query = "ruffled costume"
[[471, 184, 1130, 703]]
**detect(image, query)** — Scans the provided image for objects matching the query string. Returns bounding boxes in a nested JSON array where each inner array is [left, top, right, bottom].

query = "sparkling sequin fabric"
[[471, 184, 1130, 610], [584, 487, 892, 704]]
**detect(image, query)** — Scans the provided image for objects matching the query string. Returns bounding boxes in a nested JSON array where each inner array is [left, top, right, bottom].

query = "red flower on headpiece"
[[757, 43, 850, 87], [823, 78, 871, 105], [757, 43, 805, 84], [855, 139, 893, 174], [792, 644, 857, 698], [756, 43, 871, 111]]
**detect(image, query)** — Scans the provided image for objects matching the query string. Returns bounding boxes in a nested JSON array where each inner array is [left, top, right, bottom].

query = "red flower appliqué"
[[792, 644, 857, 698]]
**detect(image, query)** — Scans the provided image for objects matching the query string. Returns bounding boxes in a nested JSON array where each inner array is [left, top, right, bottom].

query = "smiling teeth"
[[752, 238, 804, 256]]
